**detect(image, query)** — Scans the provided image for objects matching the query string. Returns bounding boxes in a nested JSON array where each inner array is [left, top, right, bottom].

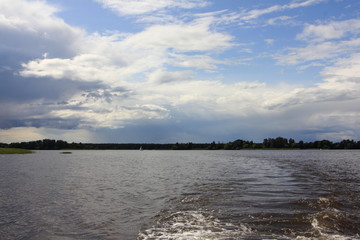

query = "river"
[[0, 150, 359, 239]]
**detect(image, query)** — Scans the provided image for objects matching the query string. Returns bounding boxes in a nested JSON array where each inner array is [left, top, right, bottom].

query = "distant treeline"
[[1, 137, 360, 150]]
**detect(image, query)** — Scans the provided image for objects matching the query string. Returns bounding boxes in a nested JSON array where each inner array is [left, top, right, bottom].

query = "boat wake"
[[138, 197, 360, 240], [138, 210, 251, 240], [294, 197, 360, 240]]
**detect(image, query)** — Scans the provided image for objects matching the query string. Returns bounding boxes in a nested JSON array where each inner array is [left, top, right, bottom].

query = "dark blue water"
[[0, 150, 359, 239]]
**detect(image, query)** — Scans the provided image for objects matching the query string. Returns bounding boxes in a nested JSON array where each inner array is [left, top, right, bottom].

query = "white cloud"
[[287, 0, 324, 8], [276, 38, 360, 66], [320, 52, 360, 90], [258, 17, 360, 138], [276, 18, 360, 66], [134, 80, 275, 119], [12, 4, 239, 133], [266, 16, 295, 26], [20, 17, 234, 85], [297, 19, 360, 42], [20, 54, 129, 83], [265, 51, 360, 112], [0, 0, 57, 30], [265, 39, 275, 45], [239, 0, 323, 21], [95, 0, 209, 16], [120, 20, 233, 52], [11, 79, 272, 131], [0, 0, 85, 58], [168, 53, 228, 70], [47, 89, 172, 129], [258, 18, 360, 116], [148, 69, 194, 84], [5, 69, 360, 141], [14, 10, 360, 135]]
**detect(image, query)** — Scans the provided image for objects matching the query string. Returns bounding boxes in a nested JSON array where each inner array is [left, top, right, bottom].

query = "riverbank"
[[0, 148, 33, 154]]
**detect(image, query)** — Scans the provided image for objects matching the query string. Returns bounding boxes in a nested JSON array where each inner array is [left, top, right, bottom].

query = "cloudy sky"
[[1, 0, 359, 143]]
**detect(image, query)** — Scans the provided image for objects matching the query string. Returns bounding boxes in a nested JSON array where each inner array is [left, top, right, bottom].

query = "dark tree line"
[[1, 137, 360, 150], [225, 137, 360, 150]]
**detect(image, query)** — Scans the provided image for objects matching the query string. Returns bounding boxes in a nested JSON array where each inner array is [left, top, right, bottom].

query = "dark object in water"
[[60, 152, 72, 154]]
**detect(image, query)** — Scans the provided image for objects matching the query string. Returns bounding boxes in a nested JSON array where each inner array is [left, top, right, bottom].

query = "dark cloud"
[[0, 118, 82, 130], [0, 65, 108, 130], [81, 87, 131, 103], [0, 71, 104, 103]]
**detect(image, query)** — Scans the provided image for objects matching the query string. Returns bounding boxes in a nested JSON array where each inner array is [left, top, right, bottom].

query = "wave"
[[293, 197, 360, 240], [138, 198, 360, 240], [137, 210, 252, 240]]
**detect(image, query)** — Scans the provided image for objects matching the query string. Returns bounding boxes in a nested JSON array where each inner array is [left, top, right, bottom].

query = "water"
[[0, 150, 359, 240]]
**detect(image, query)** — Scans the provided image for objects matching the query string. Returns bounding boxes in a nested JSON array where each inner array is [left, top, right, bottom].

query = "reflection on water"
[[0, 150, 359, 239]]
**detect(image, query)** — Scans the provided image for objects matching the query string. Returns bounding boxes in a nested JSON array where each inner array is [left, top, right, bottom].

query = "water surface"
[[0, 150, 359, 239]]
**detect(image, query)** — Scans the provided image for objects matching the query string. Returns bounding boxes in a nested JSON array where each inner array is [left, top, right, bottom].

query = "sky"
[[0, 0, 360, 143]]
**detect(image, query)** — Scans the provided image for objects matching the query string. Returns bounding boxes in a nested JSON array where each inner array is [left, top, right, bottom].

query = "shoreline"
[[0, 148, 33, 154]]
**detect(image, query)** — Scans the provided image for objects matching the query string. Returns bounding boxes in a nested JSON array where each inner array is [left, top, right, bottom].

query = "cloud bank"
[[0, 0, 359, 143]]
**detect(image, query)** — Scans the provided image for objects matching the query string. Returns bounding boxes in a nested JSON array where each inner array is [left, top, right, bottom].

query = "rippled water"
[[0, 150, 359, 239]]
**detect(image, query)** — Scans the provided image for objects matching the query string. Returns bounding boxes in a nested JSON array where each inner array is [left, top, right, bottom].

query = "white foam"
[[138, 210, 251, 240], [294, 207, 360, 240], [138, 207, 360, 240], [294, 234, 360, 240]]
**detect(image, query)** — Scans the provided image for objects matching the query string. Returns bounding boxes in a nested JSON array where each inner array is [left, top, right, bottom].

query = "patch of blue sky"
[[209, 60, 321, 87], [49, 0, 137, 33]]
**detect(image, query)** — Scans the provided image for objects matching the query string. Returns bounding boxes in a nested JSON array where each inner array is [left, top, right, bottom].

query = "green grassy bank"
[[0, 148, 33, 154]]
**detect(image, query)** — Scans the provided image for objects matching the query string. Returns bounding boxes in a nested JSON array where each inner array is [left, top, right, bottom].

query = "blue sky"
[[1, 0, 360, 143]]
